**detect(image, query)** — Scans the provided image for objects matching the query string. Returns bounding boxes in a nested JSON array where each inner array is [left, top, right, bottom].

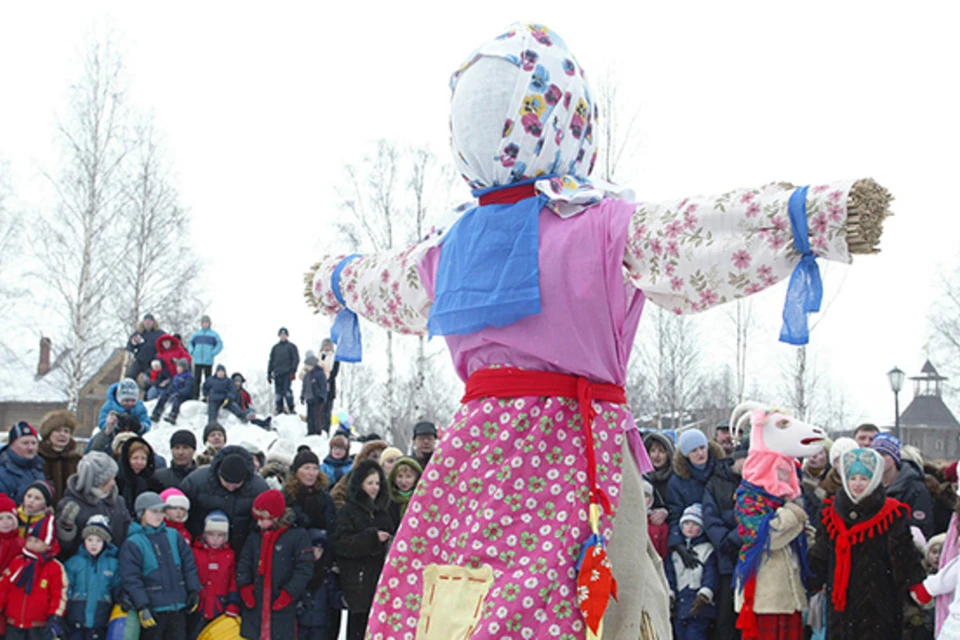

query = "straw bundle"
[[846, 178, 891, 255]]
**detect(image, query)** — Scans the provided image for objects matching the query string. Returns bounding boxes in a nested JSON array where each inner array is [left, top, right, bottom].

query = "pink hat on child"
[[159, 487, 190, 511]]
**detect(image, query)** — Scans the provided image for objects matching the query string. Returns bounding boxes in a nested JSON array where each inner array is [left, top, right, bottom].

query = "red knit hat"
[[252, 489, 285, 519], [28, 514, 56, 546], [0, 493, 15, 516]]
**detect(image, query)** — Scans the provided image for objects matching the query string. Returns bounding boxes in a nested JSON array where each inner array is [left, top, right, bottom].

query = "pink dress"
[[307, 181, 857, 640]]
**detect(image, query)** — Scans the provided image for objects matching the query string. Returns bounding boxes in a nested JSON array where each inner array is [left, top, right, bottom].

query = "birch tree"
[[930, 258, 960, 398], [35, 39, 131, 409], [113, 119, 203, 339], [595, 68, 639, 183]]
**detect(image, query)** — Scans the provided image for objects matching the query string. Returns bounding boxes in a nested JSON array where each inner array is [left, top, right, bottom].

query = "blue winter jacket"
[[119, 522, 201, 613], [169, 371, 195, 400], [666, 442, 723, 548], [663, 533, 719, 621], [188, 329, 223, 367], [0, 446, 46, 503], [320, 455, 353, 486], [65, 543, 122, 629], [702, 459, 742, 576], [202, 375, 237, 405], [96, 383, 152, 433]]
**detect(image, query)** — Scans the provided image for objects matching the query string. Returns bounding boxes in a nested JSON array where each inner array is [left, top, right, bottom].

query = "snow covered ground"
[[141, 399, 349, 464]]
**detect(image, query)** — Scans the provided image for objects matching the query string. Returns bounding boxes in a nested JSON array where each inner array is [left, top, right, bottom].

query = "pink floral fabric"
[[367, 391, 628, 640], [624, 181, 853, 315]]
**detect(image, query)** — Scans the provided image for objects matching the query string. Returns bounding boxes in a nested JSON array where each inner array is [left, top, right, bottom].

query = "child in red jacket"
[[643, 479, 669, 559], [0, 514, 68, 640], [0, 494, 25, 639], [159, 488, 192, 545], [192, 511, 238, 636]]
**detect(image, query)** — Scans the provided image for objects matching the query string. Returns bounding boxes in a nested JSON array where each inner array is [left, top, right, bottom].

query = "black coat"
[[642, 432, 675, 511], [808, 487, 926, 640], [202, 375, 237, 404], [268, 341, 300, 378], [116, 437, 163, 518], [153, 461, 197, 491], [284, 483, 337, 534], [237, 516, 313, 640], [888, 460, 937, 538], [330, 460, 395, 612], [128, 327, 165, 364], [180, 446, 269, 553], [701, 457, 741, 576]]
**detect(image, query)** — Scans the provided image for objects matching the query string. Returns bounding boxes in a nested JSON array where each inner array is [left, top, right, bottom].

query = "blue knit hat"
[[679, 429, 708, 457], [871, 433, 901, 468], [680, 503, 704, 530], [843, 448, 879, 481]]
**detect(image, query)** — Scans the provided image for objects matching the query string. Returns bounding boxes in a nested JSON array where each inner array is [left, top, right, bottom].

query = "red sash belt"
[[462, 368, 626, 515]]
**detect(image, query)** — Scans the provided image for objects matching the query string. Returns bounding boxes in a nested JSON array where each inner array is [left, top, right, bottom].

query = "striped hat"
[[680, 503, 704, 530], [28, 514, 56, 546], [871, 433, 901, 468]]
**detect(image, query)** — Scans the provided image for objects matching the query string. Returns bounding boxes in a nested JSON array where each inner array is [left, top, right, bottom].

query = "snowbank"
[[141, 399, 346, 464]]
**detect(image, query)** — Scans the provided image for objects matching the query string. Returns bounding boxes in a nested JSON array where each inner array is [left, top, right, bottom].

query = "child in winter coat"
[[152, 359, 194, 424], [330, 459, 396, 640], [146, 360, 172, 401], [119, 492, 201, 640], [387, 457, 422, 527], [320, 435, 353, 486], [301, 356, 328, 437], [202, 365, 248, 425], [188, 316, 223, 399], [64, 515, 121, 639], [192, 511, 238, 637], [809, 447, 925, 640], [17, 481, 54, 539], [155, 334, 191, 378], [643, 479, 669, 559], [0, 494, 24, 639], [231, 373, 272, 430], [0, 514, 68, 640], [665, 504, 718, 640], [237, 490, 313, 640], [905, 533, 945, 640], [159, 489, 192, 544], [296, 528, 339, 640]]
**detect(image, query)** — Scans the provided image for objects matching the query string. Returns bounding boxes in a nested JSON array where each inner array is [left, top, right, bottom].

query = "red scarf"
[[257, 525, 288, 640], [821, 495, 909, 611]]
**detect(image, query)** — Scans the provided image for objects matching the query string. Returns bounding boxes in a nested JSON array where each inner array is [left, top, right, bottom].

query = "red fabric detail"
[[821, 496, 910, 611], [256, 525, 289, 640], [576, 542, 618, 633], [647, 519, 669, 559], [225, 603, 239, 617], [477, 183, 538, 206], [945, 461, 958, 484], [272, 590, 293, 611], [168, 520, 193, 546], [193, 537, 237, 620], [911, 583, 933, 605], [239, 584, 255, 609], [755, 613, 803, 639], [461, 368, 626, 515], [736, 577, 760, 639], [154, 333, 192, 377], [0, 552, 67, 628], [253, 489, 286, 519]]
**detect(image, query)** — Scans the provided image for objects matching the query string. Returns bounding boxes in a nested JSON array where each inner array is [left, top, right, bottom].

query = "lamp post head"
[[888, 366, 905, 394]]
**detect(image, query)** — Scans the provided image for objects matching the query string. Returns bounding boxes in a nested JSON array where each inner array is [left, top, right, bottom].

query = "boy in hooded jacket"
[[151, 359, 194, 424], [237, 490, 313, 640], [64, 515, 121, 640], [202, 365, 248, 425], [119, 492, 201, 640], [0, 514, 68, 640], [664, 504, 718, 640]]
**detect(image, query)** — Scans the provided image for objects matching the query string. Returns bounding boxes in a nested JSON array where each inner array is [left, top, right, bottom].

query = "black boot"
[[164, 413, 177, 424]]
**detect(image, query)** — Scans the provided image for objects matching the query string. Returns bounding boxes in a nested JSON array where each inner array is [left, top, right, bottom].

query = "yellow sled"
[[197, 614, 242, 640]]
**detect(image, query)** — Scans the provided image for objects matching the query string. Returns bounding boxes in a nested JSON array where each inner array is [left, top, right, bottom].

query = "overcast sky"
[[1, 1, 958, 429]]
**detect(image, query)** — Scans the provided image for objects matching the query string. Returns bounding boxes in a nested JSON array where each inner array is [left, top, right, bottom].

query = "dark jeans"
[[713, 573, 740, 640], [208, 400, 246, 424], [125, 359, 151, 391], [7, 627, 45, 640], [675, 616, 711, 640], [193, 365, 212, 399], [347, 612, 368, 640], [154, 393, 186, 419], [140, 610, 186, 640], [68, 628, 107, 640], [274, 375, 294, 413], [327, 608, 342, 640], [299, 624, 328, 639], [321, 398, 334, 434], [307, 400, 323, 436]]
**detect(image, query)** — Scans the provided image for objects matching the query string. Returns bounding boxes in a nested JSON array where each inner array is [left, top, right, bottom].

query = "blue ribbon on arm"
[[330, 254, 363, 363], [779, 186, 822, 345]]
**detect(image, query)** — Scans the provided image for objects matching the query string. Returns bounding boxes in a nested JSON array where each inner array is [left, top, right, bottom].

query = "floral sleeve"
[[624, 181, 856, 314], [304, 239, 436, 336]]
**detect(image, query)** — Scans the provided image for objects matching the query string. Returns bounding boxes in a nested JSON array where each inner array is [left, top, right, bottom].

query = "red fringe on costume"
[[820, 496, 910, 612]]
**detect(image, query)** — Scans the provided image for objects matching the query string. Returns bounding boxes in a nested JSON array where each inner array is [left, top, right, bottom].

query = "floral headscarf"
[[449, 23, 628, 218], [839, 447, 884, 504]]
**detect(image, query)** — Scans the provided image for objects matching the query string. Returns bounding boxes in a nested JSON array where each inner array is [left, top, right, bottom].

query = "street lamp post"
[[888, 366, 905, 441]]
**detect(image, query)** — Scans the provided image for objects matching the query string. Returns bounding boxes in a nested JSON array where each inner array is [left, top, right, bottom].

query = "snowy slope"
[[141, 399, 345, 463]]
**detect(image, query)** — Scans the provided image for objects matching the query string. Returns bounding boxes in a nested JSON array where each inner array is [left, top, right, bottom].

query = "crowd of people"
[[640, 421, 960, 639], [0, 399, 440, 640]]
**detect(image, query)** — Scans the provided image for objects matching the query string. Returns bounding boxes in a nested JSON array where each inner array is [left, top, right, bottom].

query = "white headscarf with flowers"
[[449, 23, 631, 217]]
